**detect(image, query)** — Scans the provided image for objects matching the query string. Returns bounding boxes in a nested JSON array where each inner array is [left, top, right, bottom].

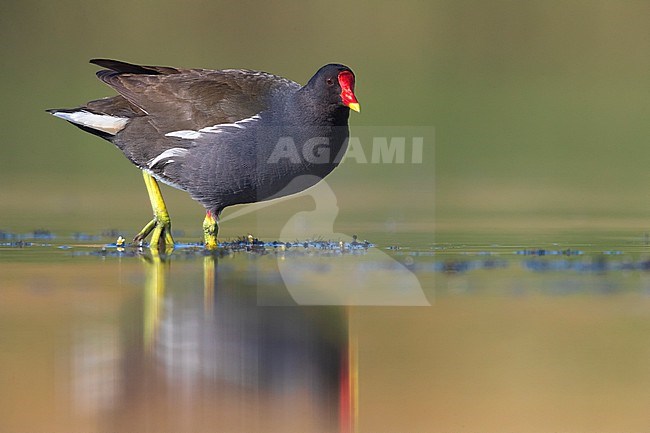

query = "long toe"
[[134, 219, 157, 245]]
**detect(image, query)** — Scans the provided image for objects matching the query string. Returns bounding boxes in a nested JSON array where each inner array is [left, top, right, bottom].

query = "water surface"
[[2, 229, 650, 432]]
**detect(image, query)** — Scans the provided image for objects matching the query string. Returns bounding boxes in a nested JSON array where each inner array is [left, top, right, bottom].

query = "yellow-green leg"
[[203, 210, 219, 250], [134, 171, 174, 250]]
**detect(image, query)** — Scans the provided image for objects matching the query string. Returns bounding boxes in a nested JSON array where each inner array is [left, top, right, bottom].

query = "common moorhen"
[[48, 59, 359, 250]]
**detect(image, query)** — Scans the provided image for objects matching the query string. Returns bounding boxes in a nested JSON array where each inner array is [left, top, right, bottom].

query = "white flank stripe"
[[165, 130, 203, 139], [199, 114, 261, 133], [52, 110, 129, 135], [148, 148, 189, 168], [165, 114, 261, 140], [197, 126, 225, 134]]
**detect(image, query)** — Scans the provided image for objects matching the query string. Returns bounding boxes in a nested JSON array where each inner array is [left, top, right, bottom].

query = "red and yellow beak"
[[338, 71, 360, 112]]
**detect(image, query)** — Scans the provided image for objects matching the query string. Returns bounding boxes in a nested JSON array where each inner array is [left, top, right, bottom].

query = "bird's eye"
[[326, 78, 334, 86]]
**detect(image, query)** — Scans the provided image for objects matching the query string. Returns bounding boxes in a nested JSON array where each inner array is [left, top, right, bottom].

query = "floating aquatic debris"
[[0, 240, 34, 248], [211, 236, 374, 252], [9, 231, 650, 278], [0, 230, 16, 240], [82, 247, 145, 258], [32, 229, 55, 239], [65, 235, 376, 258], [393, 251, 436, 257], [72, 232, 102, 241], [413, 258, 509, 274], [521, 256, 650, 273], [515, 249, 583, 256]]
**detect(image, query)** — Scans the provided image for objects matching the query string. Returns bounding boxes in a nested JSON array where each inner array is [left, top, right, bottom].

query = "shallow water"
[[2, 230, 650, 433]]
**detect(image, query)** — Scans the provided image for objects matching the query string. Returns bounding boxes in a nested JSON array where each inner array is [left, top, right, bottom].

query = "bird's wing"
[[90, 59, 300, 132]]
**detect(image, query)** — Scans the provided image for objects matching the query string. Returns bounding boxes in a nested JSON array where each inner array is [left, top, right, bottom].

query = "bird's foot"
[[134, 215, 174, 252], [135, 171, 175, 252]]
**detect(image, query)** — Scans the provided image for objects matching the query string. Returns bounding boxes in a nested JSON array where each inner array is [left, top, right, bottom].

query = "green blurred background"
[[2, 0, 650, 241]]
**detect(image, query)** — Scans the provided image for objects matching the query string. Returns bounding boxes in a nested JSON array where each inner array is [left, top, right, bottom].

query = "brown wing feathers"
[[90, 62, 280, 131], [51, 59, 300, 140]]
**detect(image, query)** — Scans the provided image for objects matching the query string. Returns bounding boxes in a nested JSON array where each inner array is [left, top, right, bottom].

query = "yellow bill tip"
[[348, 102, 361, 113]]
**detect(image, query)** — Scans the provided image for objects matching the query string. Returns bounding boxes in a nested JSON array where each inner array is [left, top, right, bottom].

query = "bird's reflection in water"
[[107, 251, 357, 433]]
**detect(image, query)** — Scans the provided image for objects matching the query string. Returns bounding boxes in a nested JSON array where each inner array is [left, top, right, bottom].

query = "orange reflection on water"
[[0, 253, 358, 433]]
